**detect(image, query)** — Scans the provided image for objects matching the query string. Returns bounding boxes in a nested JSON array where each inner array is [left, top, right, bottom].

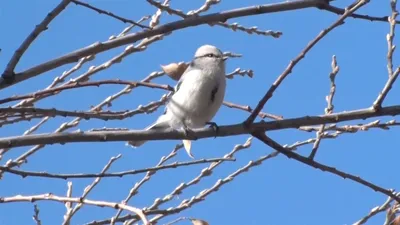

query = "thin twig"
[[92, 138, 252, 225], [222, 101, 283, 120], [353, 193, 399, 225], [309, 55, 339, 160], [0, 158, 234, 179], [0, 194, 150, 225], [32, 204, 42, 225], [63, 182, 73, 224], [372, 67, 400, 109], [70, 0, 150, 29], [0, 80, 172, 105], [387, 0, 399, 77], [62, 155, 122, 225], [111, 141, 180, 224], [147, 0, 282, 38]]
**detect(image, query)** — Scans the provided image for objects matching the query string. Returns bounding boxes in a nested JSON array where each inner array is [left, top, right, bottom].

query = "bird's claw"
[[206, 122, 219, 138]]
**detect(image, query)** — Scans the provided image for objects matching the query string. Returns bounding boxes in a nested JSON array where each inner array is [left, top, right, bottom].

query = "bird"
[[128, 44, 227, 150]]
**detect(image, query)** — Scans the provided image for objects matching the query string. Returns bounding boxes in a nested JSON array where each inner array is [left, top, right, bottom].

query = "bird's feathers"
[[127, 45, 226, 158]]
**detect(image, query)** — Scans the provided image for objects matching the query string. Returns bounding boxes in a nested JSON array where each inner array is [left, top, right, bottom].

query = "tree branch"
[[0, 194, 150, 225], [70, 0, 150, 29], [253, 132, 400, 203], [1, 105, 400, 148], [245, 0, 369, 126], [0, 158, 234, 179], [0, 0, 329, 90], [0, 80, 173, 105], [1, 0, 72, 81]]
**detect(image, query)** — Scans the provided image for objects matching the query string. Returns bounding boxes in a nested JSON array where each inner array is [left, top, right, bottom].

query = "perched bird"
[[128, 45, 227, 151]]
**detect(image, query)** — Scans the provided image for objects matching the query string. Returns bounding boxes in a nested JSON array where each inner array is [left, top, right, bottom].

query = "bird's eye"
[[205, 53, 215, 58]]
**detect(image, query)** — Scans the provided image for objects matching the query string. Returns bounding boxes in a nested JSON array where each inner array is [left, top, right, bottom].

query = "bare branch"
[[353, 194, 399, 225], [111, 143, 181, 224], [0, 157, 234, 179], [245, 0, 368, 126], [387, 0, 399, 77], [0, 0, 330, 90], [62, 155, 122, 225], [70, 0, 150, 29], [147, 0, 282, 38], [0, 80, 172, 105], [373, 68, 400, 109], [321, 4, 400, 24], [1, 0, 72, 81], [0, 194, 150, 225], [2, 105, 400, 148], [222, 101, 283, 120], [32, 204, 42, 225], [253, 132, 400, 203], [95, 138, 252, 225], [309, 55, 340, 160]]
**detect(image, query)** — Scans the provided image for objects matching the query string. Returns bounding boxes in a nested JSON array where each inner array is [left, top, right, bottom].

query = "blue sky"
[[0, 0, 399, 225]]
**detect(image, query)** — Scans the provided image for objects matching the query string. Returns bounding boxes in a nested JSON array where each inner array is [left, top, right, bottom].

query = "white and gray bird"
[[128, 45, 227, 150]]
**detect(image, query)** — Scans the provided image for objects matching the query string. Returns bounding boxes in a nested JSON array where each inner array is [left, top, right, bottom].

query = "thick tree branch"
[[253, 132, 400, 203], [0, 0, 331, 90], [1, 0, 72, 81], [1, 105, 400, 148]]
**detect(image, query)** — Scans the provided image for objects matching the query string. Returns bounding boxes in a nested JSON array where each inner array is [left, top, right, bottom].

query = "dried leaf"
[[393, 217, 400, 225], [190, 218, 209, 225], [182, 140, 194, 158], [161, 62, 189, 81]]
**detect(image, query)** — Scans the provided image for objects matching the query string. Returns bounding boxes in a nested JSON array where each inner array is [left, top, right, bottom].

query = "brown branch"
[[309, 55, 340, 159], [0, 158, 234, 179], [244, 0, 369, 126], [387, 0, 398, 77], [222, 101, 283, 120], [147, 0, 282, 38], [0, 107, 159, 121], [62, 155, 121, 225], [0, 80, 172, 105], [253, 132, 400, 203], [0, 0, 330, 90], [373, 68, 400, 109], [1, 0, 72, 81], [70, 0, 150, 29], [111, 142, 181, 223], [92, 137, 252, 225], [32, 204, 42, 225], [320, 4, 400, 24], [2, 104, 400, 148], [353, 194, 399, 225], [373, 1, 399, 109], [0, 194, 150, 225]]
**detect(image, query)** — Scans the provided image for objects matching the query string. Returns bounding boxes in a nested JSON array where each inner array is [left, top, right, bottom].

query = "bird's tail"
[[127, 121, 167, 148]]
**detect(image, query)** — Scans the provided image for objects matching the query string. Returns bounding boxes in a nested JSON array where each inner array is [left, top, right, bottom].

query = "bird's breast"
[[166, 68, 226, 128]]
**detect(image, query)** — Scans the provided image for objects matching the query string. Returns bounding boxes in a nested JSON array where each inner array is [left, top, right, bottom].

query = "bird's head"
[[193, 45, 226, 68]]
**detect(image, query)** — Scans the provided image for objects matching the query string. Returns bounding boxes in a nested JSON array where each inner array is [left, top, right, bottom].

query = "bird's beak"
[[222, 56, 228, 61]]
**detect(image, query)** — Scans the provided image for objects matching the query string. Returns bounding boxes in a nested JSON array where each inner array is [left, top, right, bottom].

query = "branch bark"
[[1, 105, 400, 148]]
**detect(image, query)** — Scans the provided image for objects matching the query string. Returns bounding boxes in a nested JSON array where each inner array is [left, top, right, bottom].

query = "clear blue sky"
[[0, 0, 398, 225]]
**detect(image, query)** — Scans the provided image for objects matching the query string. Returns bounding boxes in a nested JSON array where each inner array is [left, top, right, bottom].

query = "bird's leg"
[[183, 126, 191, 138], [206, 121, 219, 138]]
